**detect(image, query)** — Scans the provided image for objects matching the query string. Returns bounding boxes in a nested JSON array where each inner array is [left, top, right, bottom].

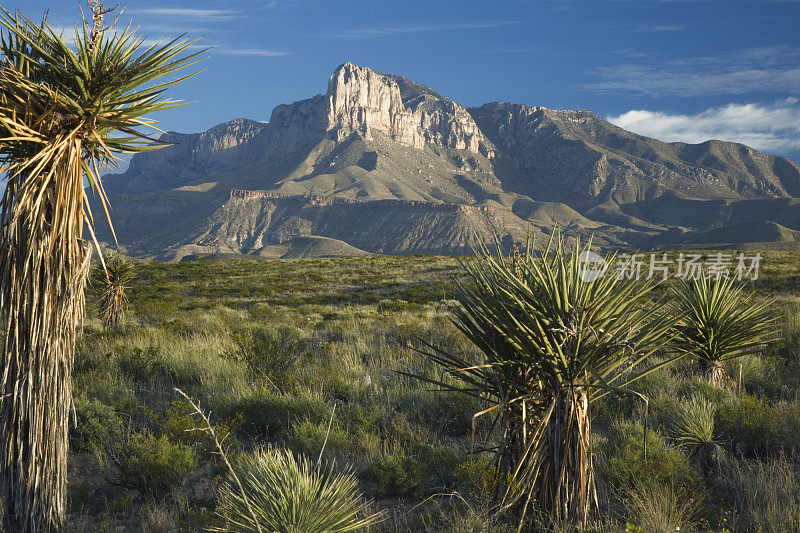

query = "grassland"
[[69, 252, 800, 532]]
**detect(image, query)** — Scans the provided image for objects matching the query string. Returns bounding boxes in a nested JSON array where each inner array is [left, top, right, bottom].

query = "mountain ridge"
[[95, 62, 800, 260]]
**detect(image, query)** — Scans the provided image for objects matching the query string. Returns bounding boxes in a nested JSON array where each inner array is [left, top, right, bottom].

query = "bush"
[[114, 431, 197, 499], [149, 400, 242, 459], [595, 423, 698, 492], [225, 390, 328, 440], [71, 395, 122, 454], [716, 395, 786, 456], [214, 448, 381, 533], [360, 450, 429, 499], [225, 325, 308, 391]]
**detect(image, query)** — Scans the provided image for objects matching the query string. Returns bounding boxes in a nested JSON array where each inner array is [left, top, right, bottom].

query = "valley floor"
[[66, 252, 800, 532]]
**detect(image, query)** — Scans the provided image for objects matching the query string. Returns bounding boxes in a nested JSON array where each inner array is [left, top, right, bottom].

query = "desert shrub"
[[225, 389, 328, 440], [141, 504, 177, 533], [360, 450, 430, 499], [74, 370, 139, 417], [114, 431, 197, 499], [453, 456, 501, 500], [395, 390, 476, 437], [225, 325, 308, 391], [716, 394, 786, 456], [213, 448, 381, 532], [290, 419, 352, 460], [115, 345, 163, 383], [149, 400, 242, 459], [595, 423, 697, 492], [71, 395, 123, 454]]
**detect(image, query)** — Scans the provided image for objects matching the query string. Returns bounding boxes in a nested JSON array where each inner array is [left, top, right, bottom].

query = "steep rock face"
[[108, 118, 269, 193], [326, 63, 494, 157]]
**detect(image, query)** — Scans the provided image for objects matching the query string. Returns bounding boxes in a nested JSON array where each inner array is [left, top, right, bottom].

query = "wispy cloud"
[[331, 21, 520, 39], [584, 46, 800, 97], [607, 99, 800, 157], [215, 47, 292, 57], [136, 8, 239, 21], [629, 24, 684, 32]]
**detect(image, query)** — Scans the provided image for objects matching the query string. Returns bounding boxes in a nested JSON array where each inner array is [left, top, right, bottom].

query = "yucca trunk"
[[509, 386, 596, 530], [99, 283, 127, 330], [0, 163, 91, 531], [699, 359, 733, 389]]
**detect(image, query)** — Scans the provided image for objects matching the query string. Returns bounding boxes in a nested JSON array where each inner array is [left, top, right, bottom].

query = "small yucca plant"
[[672, 394, 725, 477], [214, 448, 382, 533], [95, 252, 135, 329], [672, 275, 776, 388]]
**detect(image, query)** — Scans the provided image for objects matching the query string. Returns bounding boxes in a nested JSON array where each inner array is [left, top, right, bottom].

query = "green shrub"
[[595, 423, 698, 492], [290, 419, 352, 460], [149, 400, 242, 459], [225, 325, 308, 391], [71, 395, 123, 454], [716, 395, 786, 456], [213, 448, 381, 533], [360, 450, 429, 499], [114, 431, 197, 499], [225, 390, 328, 440]]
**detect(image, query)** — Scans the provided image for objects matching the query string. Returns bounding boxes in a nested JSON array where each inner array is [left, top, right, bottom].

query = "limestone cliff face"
[[325, 63, 494, 157], [110, 118, 269, 193]]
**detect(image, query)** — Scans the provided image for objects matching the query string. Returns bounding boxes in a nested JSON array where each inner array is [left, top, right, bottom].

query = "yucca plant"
[[94, 251, 134, 329], [672, 275, 776, 388], [419, 237, 675, 530], [0, 5, 201, 530], [214, 448, 382, 533], [672, 394, 725, 477]]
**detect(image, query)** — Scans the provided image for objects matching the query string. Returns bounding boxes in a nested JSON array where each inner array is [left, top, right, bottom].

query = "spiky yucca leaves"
[[214, 449, 382, 533], [672, 275, 776, 388], [0, 8, 201, 531], [672, 395, 725, 477], [94, 252, 134, 329], [422, 237, 673, 530]]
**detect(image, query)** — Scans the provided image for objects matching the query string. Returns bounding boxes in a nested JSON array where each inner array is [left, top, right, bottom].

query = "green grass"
[[68, 252, 800, 531]]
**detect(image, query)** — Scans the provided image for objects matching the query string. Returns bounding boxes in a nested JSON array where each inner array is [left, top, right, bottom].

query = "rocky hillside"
[[95, 63, 800, 260]]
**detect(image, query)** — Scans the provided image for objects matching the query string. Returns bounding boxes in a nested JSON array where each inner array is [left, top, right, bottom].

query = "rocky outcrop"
[[325, 63, 494, 157]]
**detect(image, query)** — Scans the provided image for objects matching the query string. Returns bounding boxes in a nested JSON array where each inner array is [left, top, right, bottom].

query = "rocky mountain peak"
[[325, 62, 495, 158]]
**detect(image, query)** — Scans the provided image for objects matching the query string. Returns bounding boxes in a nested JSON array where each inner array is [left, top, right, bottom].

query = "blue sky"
[[11, 0, 800, 162]]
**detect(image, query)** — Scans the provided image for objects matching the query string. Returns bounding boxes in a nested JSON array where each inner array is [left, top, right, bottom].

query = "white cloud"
[[629, 24, 684, 32], [585, 46, 800, 97], [606, 99, 800, 156], [332, 21, 520, 39], [215, 47, 292, 57], [136, 8, 239, 21]]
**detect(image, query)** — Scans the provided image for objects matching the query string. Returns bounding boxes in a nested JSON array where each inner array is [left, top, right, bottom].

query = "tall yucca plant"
[[0, 6, 202, 531], [94, 251, 134, 329], [672, 275, 776, 388], [421, 237, 674, 530]]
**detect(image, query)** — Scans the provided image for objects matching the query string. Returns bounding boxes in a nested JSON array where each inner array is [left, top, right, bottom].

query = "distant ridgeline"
[[93, 62, 800, 261]]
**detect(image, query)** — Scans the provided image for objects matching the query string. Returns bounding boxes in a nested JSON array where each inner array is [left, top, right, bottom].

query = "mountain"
[[94, 62, 800, 260]]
